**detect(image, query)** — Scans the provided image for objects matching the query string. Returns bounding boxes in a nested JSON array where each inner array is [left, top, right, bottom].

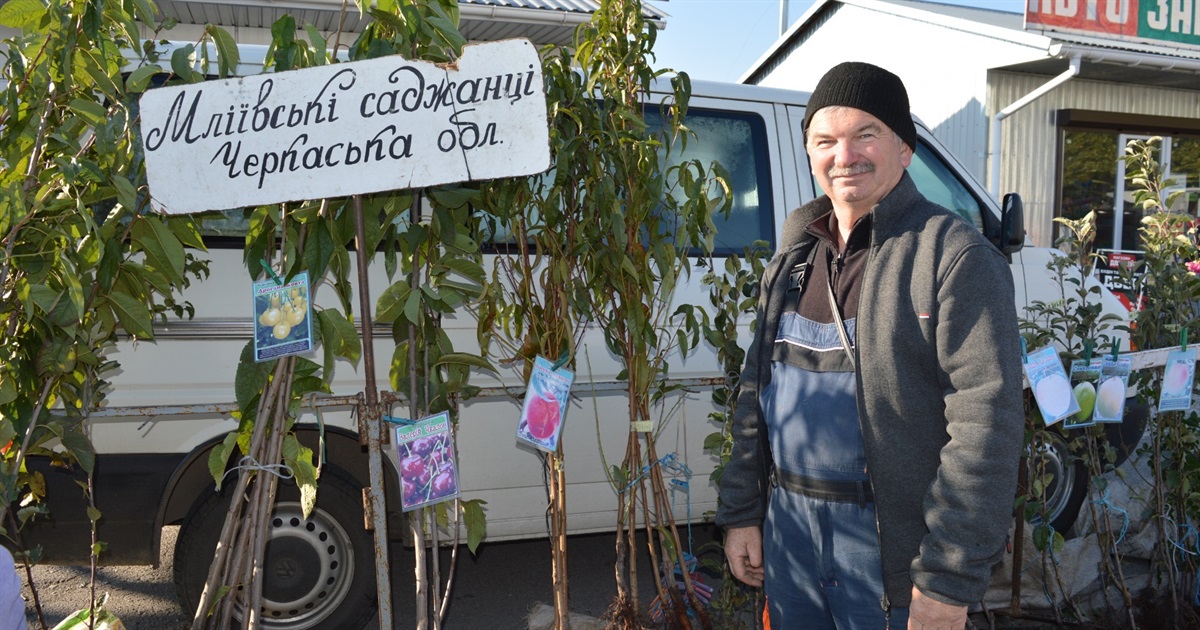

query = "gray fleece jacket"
[[715, 172, 1025, 609]]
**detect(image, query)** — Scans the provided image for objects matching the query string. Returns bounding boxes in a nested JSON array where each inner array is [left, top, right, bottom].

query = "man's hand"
[[724, 526, 764, 587], [908, 586, 967, 629]]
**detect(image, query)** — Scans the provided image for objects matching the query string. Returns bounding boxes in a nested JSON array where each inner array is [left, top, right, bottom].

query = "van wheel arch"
[[160, 425, 396, 528]]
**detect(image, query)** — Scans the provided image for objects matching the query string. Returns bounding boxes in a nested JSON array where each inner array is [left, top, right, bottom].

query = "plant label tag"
[[516, 355, 573, 453], [395, 412, 460, 512], [1158, 348, 1197, 412], [1065, 358, 1102, 430], [1024, 345, 1079, 426], [1093, 356, 1131, 423], [251, 272, 314, 362]]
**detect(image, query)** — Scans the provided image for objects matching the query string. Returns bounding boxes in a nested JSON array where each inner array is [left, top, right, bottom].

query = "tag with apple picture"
[[1065, 358, 1102, 430], [516, 355, 574, 452], [1024, 345, 1080, 426]]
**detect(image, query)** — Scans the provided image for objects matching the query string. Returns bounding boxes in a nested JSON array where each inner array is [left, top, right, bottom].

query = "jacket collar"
[[781, 171, 923, 250]]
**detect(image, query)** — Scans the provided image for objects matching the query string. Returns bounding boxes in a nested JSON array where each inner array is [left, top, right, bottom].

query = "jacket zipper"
[[855, 232, 892, 620]]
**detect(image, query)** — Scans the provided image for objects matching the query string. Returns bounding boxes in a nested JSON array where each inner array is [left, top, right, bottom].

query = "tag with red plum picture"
[[393, 412, 460, 512], [516, 355, 574, 452]]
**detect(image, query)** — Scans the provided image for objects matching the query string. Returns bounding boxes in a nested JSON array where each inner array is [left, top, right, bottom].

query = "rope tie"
[[1090, 486, 1130, 544], [221, 455, 295, 486]]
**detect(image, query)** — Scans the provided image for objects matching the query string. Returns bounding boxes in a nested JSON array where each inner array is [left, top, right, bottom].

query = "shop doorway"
[[1061, 131, 1200, 251]]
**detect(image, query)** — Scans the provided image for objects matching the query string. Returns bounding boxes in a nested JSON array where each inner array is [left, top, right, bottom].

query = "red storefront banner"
[[1025, 0, 1200, 51]]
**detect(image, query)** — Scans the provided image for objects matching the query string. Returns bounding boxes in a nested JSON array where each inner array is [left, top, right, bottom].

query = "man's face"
[[805, 106, 913, 214]]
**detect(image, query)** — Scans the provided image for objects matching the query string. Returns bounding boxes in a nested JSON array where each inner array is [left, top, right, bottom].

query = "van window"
[[908, 141, 985, 232], [644, 107, 775, 255]]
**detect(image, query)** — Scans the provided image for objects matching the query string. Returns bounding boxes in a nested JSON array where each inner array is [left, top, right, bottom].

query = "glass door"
[[1112, 133, 1157, 251]]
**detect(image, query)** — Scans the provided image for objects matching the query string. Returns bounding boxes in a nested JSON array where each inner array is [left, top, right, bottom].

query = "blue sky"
[[653, 0, 1028, 82]]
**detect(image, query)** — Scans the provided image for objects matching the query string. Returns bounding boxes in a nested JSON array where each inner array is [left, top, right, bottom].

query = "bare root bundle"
[[191, 356, 296, 630]]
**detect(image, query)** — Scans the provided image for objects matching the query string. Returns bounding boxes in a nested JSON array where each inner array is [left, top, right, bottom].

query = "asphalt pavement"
[[20, 524, 724, 630]]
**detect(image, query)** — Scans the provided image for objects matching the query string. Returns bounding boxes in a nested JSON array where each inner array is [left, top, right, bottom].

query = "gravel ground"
[[18, 526, 692, 630], [21, 526, 187, 630], [16, 523, 1065, 630]]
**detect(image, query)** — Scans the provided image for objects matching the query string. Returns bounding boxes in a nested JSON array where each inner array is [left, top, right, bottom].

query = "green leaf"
[[125, 65, 163, 94], [284, 435, 319, 518], [403, 290, 421, 325], [27, 285, 68, 322], [168, 216, 208, 251], [60, 430, 96, 475], [304, 220, 335, 282], [316, 309, 361, 378], [376, 280, 411, 324], [461, 499, 487, 554], [208, 432, 239, 488], [0, 0, 47, 29], [132, 0, 157, 23], [436, 255, 485, 283], [78, 48, 121, 101], [69, 98, 108, 126], [170, 45, 198, 81], [112, 174, 138, 213], [305, 25, 328, 63], [0, 376, 16, 406], [36, 338, 77, 376], [132, 216, 186, 285], [207, 25, 240, 77], [86, 506, 102, 523], [433, 352, 496, 374], [235, 341, 274, 410], [107, 290, 155, 339]]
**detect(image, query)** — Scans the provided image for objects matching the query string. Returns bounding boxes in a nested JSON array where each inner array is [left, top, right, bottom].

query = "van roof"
[[663, 78, 812, 107]]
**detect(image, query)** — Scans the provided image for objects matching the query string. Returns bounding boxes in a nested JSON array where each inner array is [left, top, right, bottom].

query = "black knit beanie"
[[802, 61, 917, 151]]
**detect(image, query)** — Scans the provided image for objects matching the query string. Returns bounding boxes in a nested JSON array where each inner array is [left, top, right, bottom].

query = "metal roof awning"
[[996, 28, 1200, 90], [153, 0, 668, 47]]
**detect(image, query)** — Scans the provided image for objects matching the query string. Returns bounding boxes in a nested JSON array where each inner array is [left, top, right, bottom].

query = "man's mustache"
[[827, 162, 876, 178]]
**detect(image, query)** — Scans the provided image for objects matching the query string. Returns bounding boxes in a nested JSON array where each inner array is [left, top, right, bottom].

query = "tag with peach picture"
[[1092, 356, 1131, 423], [516, 355, 574, 452], [1158, 348, 1196, 413]]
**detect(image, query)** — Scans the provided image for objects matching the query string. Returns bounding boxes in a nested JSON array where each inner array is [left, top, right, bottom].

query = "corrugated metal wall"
[[988, 71, 1200, 247]]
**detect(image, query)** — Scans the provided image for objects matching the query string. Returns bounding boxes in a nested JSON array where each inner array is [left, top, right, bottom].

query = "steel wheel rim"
[[233, 501, 356, 630]]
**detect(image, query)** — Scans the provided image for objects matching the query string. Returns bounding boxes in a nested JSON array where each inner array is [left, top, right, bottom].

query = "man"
[[716, 61, 1024, 629]]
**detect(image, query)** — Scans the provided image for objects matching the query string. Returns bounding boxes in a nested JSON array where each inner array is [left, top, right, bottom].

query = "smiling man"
[[716, 62, 1025, 629]]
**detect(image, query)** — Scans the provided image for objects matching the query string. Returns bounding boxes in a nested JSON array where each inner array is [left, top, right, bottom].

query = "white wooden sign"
[[139, 39, 550, 214]]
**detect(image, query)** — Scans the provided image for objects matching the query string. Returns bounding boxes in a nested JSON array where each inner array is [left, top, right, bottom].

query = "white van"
[[18, 76, 1136, 629]]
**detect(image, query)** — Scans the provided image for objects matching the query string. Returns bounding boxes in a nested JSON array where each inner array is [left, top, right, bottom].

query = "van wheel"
[[1026, 429, 1088, 539], [174, 466, 377, 630]]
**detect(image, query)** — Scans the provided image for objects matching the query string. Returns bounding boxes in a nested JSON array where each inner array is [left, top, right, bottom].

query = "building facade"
[[743, 0, 1200, 250]]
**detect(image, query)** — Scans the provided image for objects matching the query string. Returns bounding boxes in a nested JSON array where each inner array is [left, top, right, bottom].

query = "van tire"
[[1027, 429, 1089, 538], [173, 466, 377, 630]]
